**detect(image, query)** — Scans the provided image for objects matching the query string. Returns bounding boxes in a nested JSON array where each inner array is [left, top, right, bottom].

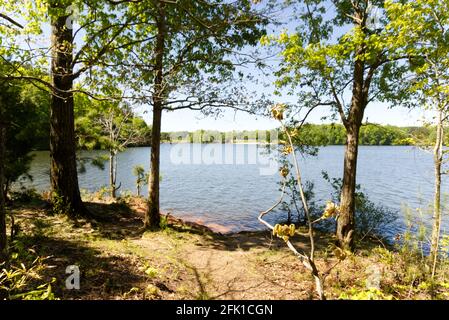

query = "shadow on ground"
[[13, 234, 146, 299]]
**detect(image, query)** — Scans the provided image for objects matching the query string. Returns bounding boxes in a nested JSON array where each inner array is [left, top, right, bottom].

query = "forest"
[[0, 0, 449, 303]]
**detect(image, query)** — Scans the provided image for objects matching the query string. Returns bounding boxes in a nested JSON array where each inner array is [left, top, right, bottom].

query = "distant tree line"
[[161, 124, 447, 146], [161, 129, 275, 144]]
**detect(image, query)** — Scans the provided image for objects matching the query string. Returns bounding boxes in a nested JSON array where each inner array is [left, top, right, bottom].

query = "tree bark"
[[109, 150, 117, 198], [50, 5, 86, 216], [337, 125, 360, 250], [145, 0, 166, 229], [0, 122, 7, 263], [3, 179, 9, 203], [431, 109, 444, 277], [146, 106, 162, 228]]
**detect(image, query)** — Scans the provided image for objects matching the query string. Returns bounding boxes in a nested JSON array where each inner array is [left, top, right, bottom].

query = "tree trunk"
[[3, 179, 9, 203], [109, 150, 116, 199], [336, 24, 366, 250], [0, 123, 7, 263], [145, 0, 166, 229], [50, 5, 86, 216], [146, 107, 162, 228], [431, 109, 444, 277], [337, 125, 360, 250]]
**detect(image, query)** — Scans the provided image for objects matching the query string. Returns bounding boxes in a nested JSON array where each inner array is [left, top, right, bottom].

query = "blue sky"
[[152, 103, 429, 132]]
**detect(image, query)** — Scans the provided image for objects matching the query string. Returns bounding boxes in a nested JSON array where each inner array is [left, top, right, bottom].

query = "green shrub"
[[319, 172, 397, 239], [51, 192, 73, 215], [9, 188, 42, 203]]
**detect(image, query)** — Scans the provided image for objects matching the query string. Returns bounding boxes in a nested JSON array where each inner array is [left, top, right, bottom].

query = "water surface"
[[23, 145, 448, 236]]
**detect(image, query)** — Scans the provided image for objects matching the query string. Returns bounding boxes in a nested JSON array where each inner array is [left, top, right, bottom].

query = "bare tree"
[[96, 104, 146, 198]]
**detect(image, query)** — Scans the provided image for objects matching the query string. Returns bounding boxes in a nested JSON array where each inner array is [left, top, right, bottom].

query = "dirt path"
[[131, 230, 315, 300]]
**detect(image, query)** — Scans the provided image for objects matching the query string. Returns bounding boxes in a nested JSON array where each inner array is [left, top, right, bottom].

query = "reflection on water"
[[22, 144, 448, 236]]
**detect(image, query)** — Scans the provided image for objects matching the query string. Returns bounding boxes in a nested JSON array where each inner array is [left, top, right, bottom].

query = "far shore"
[[29, 143, 423, 153], [161, 140, 274, 145]]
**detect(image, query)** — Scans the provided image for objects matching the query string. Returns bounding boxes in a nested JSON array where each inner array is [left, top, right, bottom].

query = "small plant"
[[0, 255, 57, 300], [339, 288, 393, 300], [51, 192, 73, 216], [144, 284, 160, 299], [144, 267, 158, 279], [123, 287, 140, 299], [381, 205, 449, 299], [159, 215, 169, 230], [94, 186, 110, 201], [440, 235, 449, 258], [118, 190, 134, 202], [132, 165, 149, 197]]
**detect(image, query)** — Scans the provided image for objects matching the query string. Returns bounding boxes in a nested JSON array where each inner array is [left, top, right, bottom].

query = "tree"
[[0, 90, 6, 262], [0, 80, 49, 262], [2, 82, 50, 199], [266, 0, 407, 250], [47, 0, 86, 214], [76, 97, 149, 198], [0, 13, 26, 263], [132, 165, 149, 197], [386, 0, 449, 277], [112, 0, 269, 228], [0, 0, 138, 215]]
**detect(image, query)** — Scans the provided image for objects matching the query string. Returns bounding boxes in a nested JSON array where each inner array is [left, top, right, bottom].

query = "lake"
[[22, 144, 448, 237]]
